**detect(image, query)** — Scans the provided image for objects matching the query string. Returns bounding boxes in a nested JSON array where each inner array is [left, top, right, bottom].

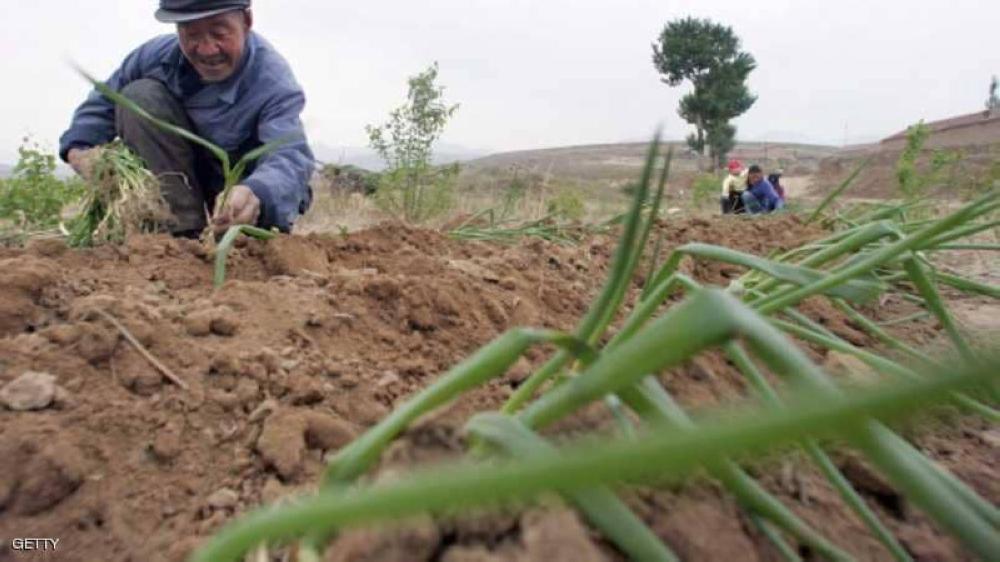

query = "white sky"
[[1, 0, 998, 163]]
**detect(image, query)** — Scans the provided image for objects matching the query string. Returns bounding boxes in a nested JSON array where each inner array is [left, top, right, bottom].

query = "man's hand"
[[67, 147, 104, 180], [213, 184, 261, 232]]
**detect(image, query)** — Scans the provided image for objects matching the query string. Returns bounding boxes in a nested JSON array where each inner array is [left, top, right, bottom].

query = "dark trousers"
[[115, 79, 224, 234], [742, 191, 764, 214], [721, 191, 745, 215]]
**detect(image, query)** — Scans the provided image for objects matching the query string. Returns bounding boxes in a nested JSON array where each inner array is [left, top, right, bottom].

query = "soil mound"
[[0, 216, 992, 561]]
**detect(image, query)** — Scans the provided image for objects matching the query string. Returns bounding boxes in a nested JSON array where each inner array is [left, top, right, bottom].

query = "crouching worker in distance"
[[720, 159, 747, 214], [768, 169, 787, 204], [742, 165, 784, 215], [59, 0, 314, 237]]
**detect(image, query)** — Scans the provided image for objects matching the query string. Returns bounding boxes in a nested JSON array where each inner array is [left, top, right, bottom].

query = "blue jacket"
[[748, 178, 782, 211], [59, 32, 314, 231]]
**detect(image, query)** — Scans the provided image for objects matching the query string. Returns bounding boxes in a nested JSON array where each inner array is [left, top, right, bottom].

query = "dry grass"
[[298, 174, 638, 235], [296, 140, 839, 235], [296, 188, 381, 234]]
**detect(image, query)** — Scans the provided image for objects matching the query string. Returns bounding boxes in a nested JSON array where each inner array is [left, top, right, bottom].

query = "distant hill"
[[0, 163, 11, 178], [461, 141, 839, 185], [814, 111, 1000, 200], [311, 142, 489, 171]]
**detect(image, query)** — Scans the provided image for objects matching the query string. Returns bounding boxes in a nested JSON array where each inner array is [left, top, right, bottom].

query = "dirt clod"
[[150, 425, 183, 462], [1, 371, 59, 411], [210, 313, 240, 337], [0, 256, 57, 336], [205, 487, 240, 511], [183, 310, 214, 336], [260, 477, 288, 504], [1, 439, 86, 516], [304, 411, 357, 451], [441, 546, 509, 562], [255, 409, 307, 480], [520, 509, 608, 562], [654, 496, 761, 562], [325, 516, 440, 562]]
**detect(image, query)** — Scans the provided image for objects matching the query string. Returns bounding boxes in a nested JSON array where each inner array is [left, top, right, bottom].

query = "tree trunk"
[[695, 122, 710, 172]]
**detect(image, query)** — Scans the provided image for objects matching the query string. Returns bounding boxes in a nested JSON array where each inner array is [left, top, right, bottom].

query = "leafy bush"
[[498, 173, 530, 220], [0, 139, 84, 233], [546, 188, 585, 220], [690, 172, 720, 208], [367, 63, 460, 223], [896, 121, 962, 200], [896, 121, 929, 198], [372, 163, 458, 223]]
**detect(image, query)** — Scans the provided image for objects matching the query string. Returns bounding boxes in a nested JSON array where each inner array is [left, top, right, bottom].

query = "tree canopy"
[[653, 17, 756, 168]]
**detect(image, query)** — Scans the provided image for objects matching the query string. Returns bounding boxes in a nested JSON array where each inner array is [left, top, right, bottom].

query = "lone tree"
[[652, 17, 756, 168], [987, 75, 1000, 115]]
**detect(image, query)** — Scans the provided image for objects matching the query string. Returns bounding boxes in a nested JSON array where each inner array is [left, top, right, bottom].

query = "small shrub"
[[499, 173, 530, 220], [547, 188, 585, 221], [373, 163, 459, 223], [367, 62, 460, 223], [895, 121, 964, 202], [896, 122, 928, 198], [690, 172, 720, 208], [0, 139, 84, 234]]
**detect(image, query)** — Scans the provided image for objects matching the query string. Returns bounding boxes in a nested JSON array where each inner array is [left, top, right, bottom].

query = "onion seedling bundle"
[[67, 141, 170, 246]]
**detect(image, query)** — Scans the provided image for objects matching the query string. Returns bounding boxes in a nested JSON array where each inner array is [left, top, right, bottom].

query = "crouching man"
[[59, 0, 314, 236], [742, 165, 784, 215]]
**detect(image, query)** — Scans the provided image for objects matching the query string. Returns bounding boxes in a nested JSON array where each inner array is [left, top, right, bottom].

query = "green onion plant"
[[190, 136, 999, 562]]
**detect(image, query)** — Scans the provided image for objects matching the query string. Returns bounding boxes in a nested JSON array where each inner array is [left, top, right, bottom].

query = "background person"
[[720, 159, 747, 214], [742, 165, 783, 214], [768, 168, 787, 203]]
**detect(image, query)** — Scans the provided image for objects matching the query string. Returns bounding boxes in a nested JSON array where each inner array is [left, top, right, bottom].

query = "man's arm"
[[59, 40, 162, 165], [239, 87, 315, 232]]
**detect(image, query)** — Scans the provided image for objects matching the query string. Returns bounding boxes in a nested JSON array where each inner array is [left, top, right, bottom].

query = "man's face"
[[177, 10, 252, 83], [749, 171, 763, 184]]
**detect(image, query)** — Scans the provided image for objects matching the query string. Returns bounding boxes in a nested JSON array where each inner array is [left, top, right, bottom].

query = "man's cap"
[[748, 164, 763, 174], [155, 0, 250, 23], [727, 159, 743, 172]]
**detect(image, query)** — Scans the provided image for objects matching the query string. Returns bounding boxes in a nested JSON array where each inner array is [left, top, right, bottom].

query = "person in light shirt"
[[720, 159, 748, 214]]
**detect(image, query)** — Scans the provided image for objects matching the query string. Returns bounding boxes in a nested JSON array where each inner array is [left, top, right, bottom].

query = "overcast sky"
[[1, 0, 998, 163]]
